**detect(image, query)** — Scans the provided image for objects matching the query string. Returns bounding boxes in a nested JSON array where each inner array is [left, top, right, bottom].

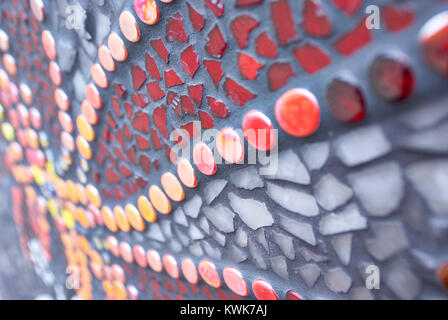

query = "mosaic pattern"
[[0, 0, 447, 300]]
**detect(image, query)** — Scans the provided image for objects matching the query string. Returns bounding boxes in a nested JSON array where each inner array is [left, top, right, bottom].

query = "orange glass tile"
[[176, 158, 198, 188], [3, 54, 16, 75], [125, 203, 145, 231], [119, 11, 141, 43], [137, 195, 157, 223], [114, 205, 131, 232], [25, 129, 39, 149], [77, 115, 95, 142], [49, 61, 62, 86], [81, 100, 98, 125], [181, 258, 199, 284], [85, 83, 102, 109], [161, 172, 185, 202], [193, 142, 217, 176], [19, 83, 32, 105], [101, 206, 118, 233], [58, 111, 74, 133], [216, 128, 245, 164], [146, 249, 163, 272], [108, 32, 128, 62], [91, 63, 109, 89], [76, 136, 92, 159], [54, 88, 70, 111], [148, 185, 172, 214], [163, 254, 180, 279], [86, 184, 101, 208], [41, 30, 56, 60], [98, 45, 116, 72], [61, 131, 75, 152]]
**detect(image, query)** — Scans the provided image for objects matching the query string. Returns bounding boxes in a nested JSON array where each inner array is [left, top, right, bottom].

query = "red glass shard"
[[132, 93, 150, 107], [188, 84, 204, 106], [151, 129, 163, 150], [131, 65, 147, 91], [230, 14, 260, 49], [114, 83, 127, 98], [146, 81, 165, 101], [120, 165, 132, 178], [181, 45, 200, 77], [166, 12, 188, 43], [125, 102, 133, 120], [205, 24, 227, 58], [128, 146, 137, 165], [145, 53, 162, 80], [187, 2, 204, 31], [331, 0, 363, 16], [181, 95, 196, 115], [136, 134, 151, 150], [153, 105, 168, 138], [267, 62, 295, 91], [165, 69, 184, 87], [198, 111, 214, 129], [303, 0, 332, 37], [236, 0, 262, 7], [382, 5, 414, 33], [334, 18, 372, 56], [203, 59, 223, 88], [205, 0, 224, 17], [151, 39, 169, 63], [223, 77, 256, 106], [293, 42, 331, 74], [106, 167, 121, 184], [140, 155, 151, 173], [255, 32, 278, 59], [112, 96, 123, 117], [238, 52, 263, 80], [207, 96, 229, 118], [132, 110, 150, 133], [181, 122, 200, 139], [271, 0, 298, 46]]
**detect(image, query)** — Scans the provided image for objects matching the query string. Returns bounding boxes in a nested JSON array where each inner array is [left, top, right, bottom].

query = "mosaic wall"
[[0, 0, 448, 300]]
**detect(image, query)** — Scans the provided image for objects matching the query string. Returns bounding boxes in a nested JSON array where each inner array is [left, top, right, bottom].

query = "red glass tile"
[[205, 24, 227, 58], [326, 75, 366, 122], [238, 52, 263, 80], [205, 0, 224, 17], [198, 111, 214, 129], [164, 69, 184, 87], [255, 31, 277, 59], [181, 45, 200, 77], [136, 134, 151, 150], [267, 62, 295, 91], [223, 267, 248, 297], [285, 290, 302, 300], [369, 53, 415, 102], [230, 14, 260, 49], [153, 105, 168, 138], [252, 279, 278, 300], [106, 167, 121, 184], [207, 96, 229, 118], [132, 111, 150, 133], [186, 2, 204, 31], [146, 81, 165, 101], [303, 0, 332, 37], [419, 12, 448, 76], [242, 110, 276, 151], [334, 18, 372, 56], [181, 95, 196, 115], [188, 84, 204, 106], [131, 65, 147, 90], [152, 129, 163, 150], [151, 39, 169, 63], [223, 77, 256, 106], [275, 88, 320, 137], [132, 93, 150, 107], [293, 42, 331, 74], [145, 53, 162, 80], [331, 0, 363, 16], [382, 5, 414, 33], [203, 60, 223, 88], [166, 12, 188, 43], [271, 0, 298, 46], [236, 0, 262, 6]]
